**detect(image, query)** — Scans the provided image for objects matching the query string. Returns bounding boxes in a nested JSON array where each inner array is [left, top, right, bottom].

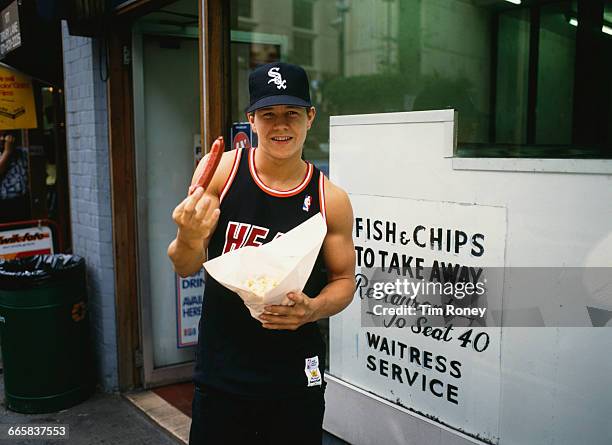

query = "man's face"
[[247, 105, 316, 160]]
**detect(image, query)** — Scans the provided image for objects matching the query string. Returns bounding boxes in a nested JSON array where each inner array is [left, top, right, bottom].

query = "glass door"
[[132, 0, 201, 387]]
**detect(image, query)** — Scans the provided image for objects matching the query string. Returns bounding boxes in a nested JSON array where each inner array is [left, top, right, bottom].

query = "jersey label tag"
[[305, 355, 322, 387], [302, 195, 312, 212]]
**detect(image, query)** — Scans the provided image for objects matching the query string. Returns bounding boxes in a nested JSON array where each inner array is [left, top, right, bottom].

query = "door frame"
[[131, 23, 200, 388], [108, 19, 142, 392], [109, 0, 231, 390]]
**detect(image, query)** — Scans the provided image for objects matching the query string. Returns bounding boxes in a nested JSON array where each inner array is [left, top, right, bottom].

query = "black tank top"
[[193, 147, 328, 398]]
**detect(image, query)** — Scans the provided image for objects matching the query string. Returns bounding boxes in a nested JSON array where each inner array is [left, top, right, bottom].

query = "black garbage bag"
[[0, 253, 94, 414], [0, 254, 85, 290]]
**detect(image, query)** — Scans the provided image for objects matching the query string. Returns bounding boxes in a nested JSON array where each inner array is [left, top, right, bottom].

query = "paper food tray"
[[203, 213, 327, 320]]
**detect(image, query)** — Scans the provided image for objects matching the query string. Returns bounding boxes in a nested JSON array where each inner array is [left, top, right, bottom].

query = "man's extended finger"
[[173, 196, 188, 214], [174, 187, 201, 214], [183, 187, 204, 214], [194, 195, 211, 217], [197, 208, 220, 236], [202, 197, 220, 222], [259, 313, 300, 325], [263, 305, 294, 315], [207, 208, 221, 224], [286, 292, 305, 304], [172, 197, 190, 221]]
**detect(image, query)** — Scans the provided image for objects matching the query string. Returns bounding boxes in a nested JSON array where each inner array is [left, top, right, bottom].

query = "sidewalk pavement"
[[0, 377, 180, 445], [0, 375, 349, 445]]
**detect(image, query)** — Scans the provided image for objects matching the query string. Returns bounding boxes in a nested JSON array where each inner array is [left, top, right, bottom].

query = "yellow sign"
[[0, 65, 37, 129]]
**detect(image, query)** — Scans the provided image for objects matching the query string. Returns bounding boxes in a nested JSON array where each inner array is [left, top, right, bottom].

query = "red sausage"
[[188, 136, 224, 195]]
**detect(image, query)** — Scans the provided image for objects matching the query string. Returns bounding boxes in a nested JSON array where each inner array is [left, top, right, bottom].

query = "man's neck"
[[254, 147, 307, 190]]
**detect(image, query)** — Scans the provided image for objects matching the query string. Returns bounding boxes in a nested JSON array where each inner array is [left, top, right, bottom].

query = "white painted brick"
[[81, 57, 93, 73], [82, 109, 94, 124], [63, 24, 117, 392], [99, 228, 112, 243], [80, 45, 91, 58]]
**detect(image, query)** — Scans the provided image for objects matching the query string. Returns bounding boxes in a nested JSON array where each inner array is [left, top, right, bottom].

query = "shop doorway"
[[131, 0, 201, 388]]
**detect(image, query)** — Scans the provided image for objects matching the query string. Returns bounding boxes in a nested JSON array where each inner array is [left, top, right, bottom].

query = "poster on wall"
[[175, 268, 204, 348], [0, 64, 37, 129], [0, 225, 54, 260], [332, 194, 506, 442], [231, 122, 257, 150]]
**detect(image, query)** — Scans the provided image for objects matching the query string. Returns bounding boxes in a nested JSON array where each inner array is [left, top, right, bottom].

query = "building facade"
[[50, 0, 612, 444]]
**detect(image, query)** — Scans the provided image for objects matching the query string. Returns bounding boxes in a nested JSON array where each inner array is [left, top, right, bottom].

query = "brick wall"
[[61, 22, 118, 392]]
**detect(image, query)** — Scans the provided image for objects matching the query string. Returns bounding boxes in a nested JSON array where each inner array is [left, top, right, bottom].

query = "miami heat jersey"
[[193, 147, 328, 398]]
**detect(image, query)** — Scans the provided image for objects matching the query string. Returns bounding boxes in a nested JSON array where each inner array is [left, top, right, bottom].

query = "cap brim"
[[245, 95, 311, 113]]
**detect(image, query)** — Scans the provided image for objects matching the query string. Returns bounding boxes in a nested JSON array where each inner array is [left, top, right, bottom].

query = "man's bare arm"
[[260, 178, 356, 330], [167, 188, 219, 277], [309, 179, 356, 320]]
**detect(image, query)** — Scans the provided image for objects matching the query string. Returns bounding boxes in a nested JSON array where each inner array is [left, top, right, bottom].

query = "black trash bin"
[[0, 254, 95, 413]]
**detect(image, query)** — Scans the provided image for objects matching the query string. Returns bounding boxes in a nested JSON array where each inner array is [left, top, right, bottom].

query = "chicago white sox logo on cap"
[[267, 67, 287, 90]]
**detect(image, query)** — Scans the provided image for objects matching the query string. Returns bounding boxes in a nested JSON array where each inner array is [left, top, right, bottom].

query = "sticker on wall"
[[231, 122, 257, 149], [176, 268, 204, 348], [0, 225, 54, 260]]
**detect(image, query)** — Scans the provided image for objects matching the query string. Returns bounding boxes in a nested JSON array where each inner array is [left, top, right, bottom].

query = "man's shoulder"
[[218, 148, 241, 169], [321, 175, 353, 230], [192, 148, 242, 197], [321, 175, 349, 205]]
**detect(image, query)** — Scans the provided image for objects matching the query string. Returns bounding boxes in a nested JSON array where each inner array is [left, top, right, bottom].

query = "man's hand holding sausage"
[[168, 186, 220, 277], [172, 187, 220, 249], [168, 148, 236, 278]]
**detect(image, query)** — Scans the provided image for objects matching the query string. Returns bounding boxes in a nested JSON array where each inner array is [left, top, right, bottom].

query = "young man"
[[168, 62, 356, 445]]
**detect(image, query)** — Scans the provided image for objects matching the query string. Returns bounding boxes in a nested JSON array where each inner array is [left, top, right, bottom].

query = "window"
[[231, 0, 612, 162], [458, 0, 612, 158], [293, 34, 313, 66], [293, 0, 314, 30], [237, 0, 252, 18]]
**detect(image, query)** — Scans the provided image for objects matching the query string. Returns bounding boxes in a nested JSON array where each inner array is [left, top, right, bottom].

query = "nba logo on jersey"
[[302, 195, 312, 212]]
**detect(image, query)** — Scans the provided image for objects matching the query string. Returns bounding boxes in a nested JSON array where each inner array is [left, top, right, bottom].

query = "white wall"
[[328, 110, 612, 445], [62, 22, 118, 392]]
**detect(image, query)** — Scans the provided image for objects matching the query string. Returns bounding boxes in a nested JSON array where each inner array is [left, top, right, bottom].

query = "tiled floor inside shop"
[[152, 382, 194, 417]]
